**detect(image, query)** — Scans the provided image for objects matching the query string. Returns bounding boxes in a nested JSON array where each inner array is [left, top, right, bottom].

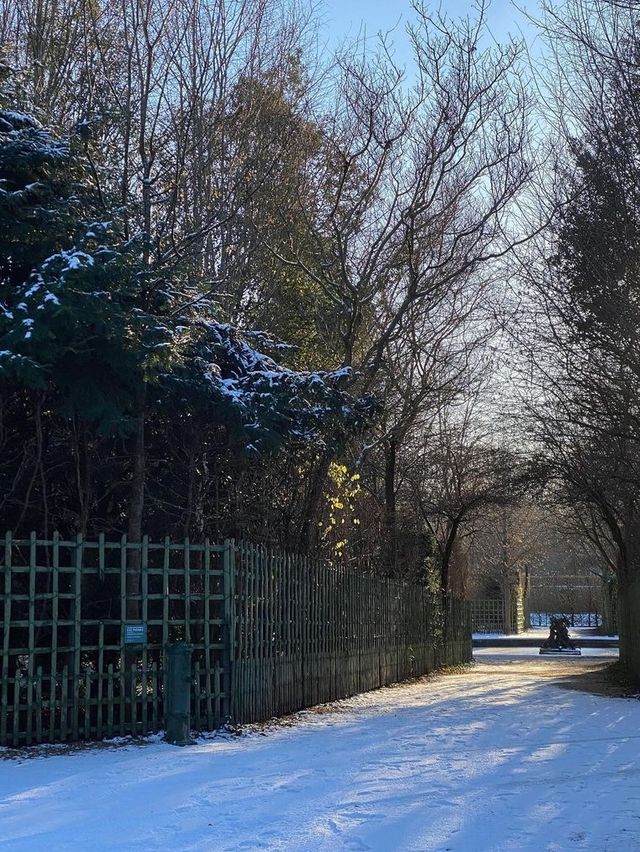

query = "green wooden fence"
[[231, 543, 470, 723], [1, 532, 471, 747]]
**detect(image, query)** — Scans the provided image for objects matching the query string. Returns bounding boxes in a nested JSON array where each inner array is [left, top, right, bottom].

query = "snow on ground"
[[472, 629, 618, 641], [474, 645, 618, 657], [473, 630, 548, 640], [1, 647, 639, 852]]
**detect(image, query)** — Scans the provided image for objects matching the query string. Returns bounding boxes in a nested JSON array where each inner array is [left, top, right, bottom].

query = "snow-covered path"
[[2, 650, 639, 852]]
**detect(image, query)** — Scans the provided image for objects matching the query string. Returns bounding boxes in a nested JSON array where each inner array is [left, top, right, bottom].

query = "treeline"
[[516, 0, 640, 677], [0, 0, 531, 584]]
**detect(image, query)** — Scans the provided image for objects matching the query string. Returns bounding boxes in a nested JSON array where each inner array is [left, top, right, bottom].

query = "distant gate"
[[529, 611, 602, 628], [471, 598, 505, 633], [470, 598, 525, 634]]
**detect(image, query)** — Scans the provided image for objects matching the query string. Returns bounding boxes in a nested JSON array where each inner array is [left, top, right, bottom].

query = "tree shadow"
[[555, 661, 640, 699]]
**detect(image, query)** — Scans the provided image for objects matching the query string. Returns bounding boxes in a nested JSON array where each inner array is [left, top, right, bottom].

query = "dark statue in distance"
[[539, 617, 582, 656]]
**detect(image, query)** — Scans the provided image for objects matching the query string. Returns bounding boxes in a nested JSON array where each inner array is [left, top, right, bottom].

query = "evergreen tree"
[[0, 104, 372, 545], [543, 69, 640, 678]]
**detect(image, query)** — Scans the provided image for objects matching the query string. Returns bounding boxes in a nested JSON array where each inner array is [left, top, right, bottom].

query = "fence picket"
[[84, 669, 91, 739], [96, 622, 104, 739], [151, 662, 159, 732], [194, 659, 201, 731], [184, 538, 191, 644], [107, 664, 114, 737], [72, 533, 83, 741], [50, 531, 59, 741], [1, 532, 12, 745], [26, 532, 36, 745], [141, 535, 149, 735], [60, 664, 68, 742], [35, 667, 43, 744]]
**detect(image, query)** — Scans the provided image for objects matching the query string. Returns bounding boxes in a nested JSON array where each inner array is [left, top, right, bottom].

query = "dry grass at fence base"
[[0, 734, 158, 762], [238, 665, 475, 734]]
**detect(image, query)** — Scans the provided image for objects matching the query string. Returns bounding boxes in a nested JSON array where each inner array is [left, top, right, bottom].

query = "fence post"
[[1, 532, 12, 745], [164, 642, 193, 745], [222, 539, 236, 724]]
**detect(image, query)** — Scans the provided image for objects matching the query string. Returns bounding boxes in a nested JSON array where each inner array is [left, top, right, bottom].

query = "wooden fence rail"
[[1, 532, 471, 747]]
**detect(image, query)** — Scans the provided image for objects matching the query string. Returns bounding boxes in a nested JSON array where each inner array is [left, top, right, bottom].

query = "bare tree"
[[507, 0, 640, 675], [468, 502, 543, 632], [265, 2, 534, 548], [406, 396, 522, 595]]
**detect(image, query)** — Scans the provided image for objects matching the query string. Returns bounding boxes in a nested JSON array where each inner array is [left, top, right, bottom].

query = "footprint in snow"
[[342, 838, 371, 851]]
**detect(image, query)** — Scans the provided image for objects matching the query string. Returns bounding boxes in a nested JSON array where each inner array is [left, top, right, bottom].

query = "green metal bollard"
[[164, 642, 194, 745]]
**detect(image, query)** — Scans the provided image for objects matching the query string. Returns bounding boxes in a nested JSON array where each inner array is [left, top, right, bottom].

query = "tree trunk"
[[503, 582, 513, 636], [126, 390, 146, 620], [383, 438, 397, 576], [296, 452, 332, 554], [617, 573, 640, 681], [601, 575, 617, 636], [440, 517, 461, 596], [73, 420, 92, 537]]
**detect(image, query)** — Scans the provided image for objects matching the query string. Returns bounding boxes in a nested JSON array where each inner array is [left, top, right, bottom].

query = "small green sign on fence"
[[123, 623, 147, 644]]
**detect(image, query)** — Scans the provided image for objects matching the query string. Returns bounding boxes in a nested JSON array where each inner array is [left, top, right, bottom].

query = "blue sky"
[[319, 0, 535, 65]]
